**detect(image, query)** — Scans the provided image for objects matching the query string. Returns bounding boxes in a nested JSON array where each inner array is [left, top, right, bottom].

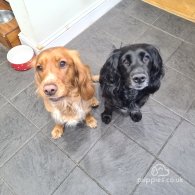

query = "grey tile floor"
[[0, 0, 195, 194]]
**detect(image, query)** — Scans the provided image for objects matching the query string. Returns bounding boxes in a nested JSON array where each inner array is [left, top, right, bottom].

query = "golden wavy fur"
[[32, 47, 99, 139]]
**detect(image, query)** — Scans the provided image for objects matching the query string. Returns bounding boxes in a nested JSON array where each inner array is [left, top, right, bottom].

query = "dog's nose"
[[133, 74, 146, 84], [43, 84, 57, 96]]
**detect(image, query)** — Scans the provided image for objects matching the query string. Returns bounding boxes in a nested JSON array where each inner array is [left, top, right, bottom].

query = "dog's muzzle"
[[130, 68, 149, 90], [43, 84, 58, 96]]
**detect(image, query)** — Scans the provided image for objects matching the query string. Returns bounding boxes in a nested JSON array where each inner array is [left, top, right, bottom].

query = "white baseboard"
[[19, 0, 121, 53]]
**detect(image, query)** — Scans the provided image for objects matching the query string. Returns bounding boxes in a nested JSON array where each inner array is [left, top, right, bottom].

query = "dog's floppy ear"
[[30, 55, 37, 68], [68, 50, 95, 100], [147, 45, 164, 93], [30, 55, 42, 87], [100, 51, 121, 96], [100, 51, 121, 84]]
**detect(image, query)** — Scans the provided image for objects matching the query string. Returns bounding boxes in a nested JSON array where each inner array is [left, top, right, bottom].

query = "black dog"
[[100, 43, 164, 124]]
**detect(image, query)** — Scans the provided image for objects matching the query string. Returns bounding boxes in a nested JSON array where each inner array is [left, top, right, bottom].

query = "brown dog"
[[32, 47, 99, 139]]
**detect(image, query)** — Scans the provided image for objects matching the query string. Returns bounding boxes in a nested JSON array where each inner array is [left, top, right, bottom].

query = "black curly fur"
[[100, 43, 164, 124]]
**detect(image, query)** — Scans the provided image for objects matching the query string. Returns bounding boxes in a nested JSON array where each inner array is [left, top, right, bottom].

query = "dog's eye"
[[36, 65, 43, 71], [123, 59, 130, 66], [143, 55, 150, 63], [59, 61, 66, 68]]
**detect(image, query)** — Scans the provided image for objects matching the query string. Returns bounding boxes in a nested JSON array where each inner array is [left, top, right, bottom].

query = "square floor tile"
[[159, 121, 195, 186], [67, 25, 121, 74], [1, 133, 75, 195], [0, 104, 39, 167], [134, 161, 195, 195], [0, 61, 34, 99], [80, 126, 154, 195], [42, 110, 113, 163], [53, 167, 107, 195], [166, 42, 195, 81], [124, 0, 163, 24], [0, 179, 14, 195], [153, 67, 195, 116], [0, 46, 8, 64], [11, 83, 51, 129], [94, 7, 150, 44], [114, 99, 181, 154], [153, 13, 195, 44], [134, 27, 182, 61]]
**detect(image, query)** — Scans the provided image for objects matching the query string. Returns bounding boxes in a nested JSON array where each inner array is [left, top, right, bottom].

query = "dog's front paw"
[[101, 112, 112, 124], [85, 114, 97, 128], [130, 111, 142, 122], [51, 125, 64, 139]]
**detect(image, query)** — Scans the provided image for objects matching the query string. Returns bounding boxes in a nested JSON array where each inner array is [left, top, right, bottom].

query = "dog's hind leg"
[[90, 97, 99, 108], [51, 124, 64, 139], [92, 75, 99, 82]]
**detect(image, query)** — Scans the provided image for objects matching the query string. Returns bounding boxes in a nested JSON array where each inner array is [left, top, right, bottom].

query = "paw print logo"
[[151, 164, 170, 177]]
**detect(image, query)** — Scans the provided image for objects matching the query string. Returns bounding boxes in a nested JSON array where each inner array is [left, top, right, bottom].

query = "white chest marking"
[[51, 109, 65, 125], [51, 101, 86, 127]]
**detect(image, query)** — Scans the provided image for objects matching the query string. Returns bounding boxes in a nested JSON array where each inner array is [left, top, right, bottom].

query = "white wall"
[[23, 0, 104, 42], [8, 0, 120, 52]]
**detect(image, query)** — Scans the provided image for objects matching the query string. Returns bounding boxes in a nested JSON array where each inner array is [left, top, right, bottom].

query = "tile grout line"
[[113, 119, 195, 193], [40, 126, 114, 195], [165, 64, 195, 82], [113, 124, 157, 156], [99, 9, 193, 65], [1, 122, 81, 195], [40, 133, 78, 164], [131, 154, 195, 195], [132, 25, 151, 44], [112, 125, 159, 195], [163, 41, 183, 63], [0, 98, 48, 168], [130, 118, 192, 194], [129, 158, 157, 195], [151, 97, 195, 127], [156, 118, 183, 156], [79, 165, 112, 195], [50, 166, 77, 195], [1, 131, 76, 195], [42, 131, 112, 195], [156, 158, 195, 189], [123, 8, 195, 47], [151, 25, 195, 47], [0, 129, 41, 169], [0, 91, 51, 130], [78, 116, 120, 164], [0, 132, 44, 195], [0, 101, 8, 110], [10, 81, 34, 101], [5, 100, 40, 130], [151, 11, 165, 25], [0, 59, 7, 66], [1, 177, 18, 195], [129, 111, 195, 193]]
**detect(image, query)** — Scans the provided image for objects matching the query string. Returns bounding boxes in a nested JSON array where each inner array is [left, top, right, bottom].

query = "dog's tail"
[[92, 75, 99, 82]]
